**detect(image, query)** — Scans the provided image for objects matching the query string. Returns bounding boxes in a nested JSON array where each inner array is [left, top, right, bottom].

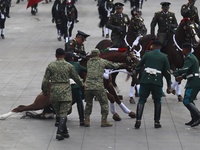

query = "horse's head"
[[176, 18, 200, 47]]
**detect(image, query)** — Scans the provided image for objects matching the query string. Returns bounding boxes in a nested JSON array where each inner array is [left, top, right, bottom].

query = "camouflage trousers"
[[51, 101, 72, 117], [84, 89, 109, 116]]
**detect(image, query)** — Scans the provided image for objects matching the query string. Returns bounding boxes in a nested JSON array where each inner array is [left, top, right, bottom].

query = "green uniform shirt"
[[173, 53, 200, 88], [135, 49, 171, 87], [151, 11, 178, 36], [181, 3, 199, 25]]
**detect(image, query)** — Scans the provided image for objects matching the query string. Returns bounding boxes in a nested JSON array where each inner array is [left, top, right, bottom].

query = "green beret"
[[91, 49, 100, 56]]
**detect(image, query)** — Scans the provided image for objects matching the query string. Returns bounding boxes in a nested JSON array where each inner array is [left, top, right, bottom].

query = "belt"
[[186, 73, 199, 79], [144, 67, 161, 75]]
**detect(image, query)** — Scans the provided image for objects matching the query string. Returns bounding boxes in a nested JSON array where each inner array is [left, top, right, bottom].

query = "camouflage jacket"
[[41, 59, 83, 102], [85, 56, 122, 90]]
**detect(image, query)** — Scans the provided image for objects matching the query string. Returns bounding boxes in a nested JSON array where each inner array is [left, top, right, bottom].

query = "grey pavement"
[[0, 0, 200, 150]]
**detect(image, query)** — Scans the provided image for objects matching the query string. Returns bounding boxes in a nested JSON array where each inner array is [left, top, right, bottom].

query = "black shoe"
[[80, 121, 85, 126], [154, 121, 162, 128], [105, 34, 109, 38], [56, 134, 64, 140], [1, 34, 5, 39], [134, 120, 141, 129], [185, 120, 195, 126], [191, 119, 200, 127]]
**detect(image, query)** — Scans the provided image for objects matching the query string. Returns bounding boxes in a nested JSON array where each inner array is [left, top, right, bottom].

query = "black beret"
[[56, 48, 66, 55], [182, 43, 192, 49], [76, 30, 90, 40], [114, 2, 124, 8], [160, 2, 171, 6], [65, 51, 75, 60], [151, 40, 163, 46]]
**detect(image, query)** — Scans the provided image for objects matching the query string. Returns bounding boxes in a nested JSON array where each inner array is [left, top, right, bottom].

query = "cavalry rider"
[[52, 0, 64, 41], [106, 2, 130, 48], [134, 40, 171, 129], [98, 0, 115, 38], [181, 0, 199, 25], [173, 43, 200, 127], [65, 30, 90, 60], [150, 2, 178, 46]]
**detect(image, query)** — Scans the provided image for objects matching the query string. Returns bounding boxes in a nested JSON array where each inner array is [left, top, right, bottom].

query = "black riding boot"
[[134, 103, 145, 129], [77, 102, 85, 126], [185, 112, 197, 126], [154, 103, 162, 128], [55, 116, 60, 127], [56, 117, 69, 140], [185, 103, 200, 127]]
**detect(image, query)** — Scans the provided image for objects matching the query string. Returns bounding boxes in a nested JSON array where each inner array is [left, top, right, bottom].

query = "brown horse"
[[79, 51, 138, 121]]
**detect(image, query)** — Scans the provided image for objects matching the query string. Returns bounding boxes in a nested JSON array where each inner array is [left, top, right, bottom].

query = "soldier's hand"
[[52, 18, 54, 23]]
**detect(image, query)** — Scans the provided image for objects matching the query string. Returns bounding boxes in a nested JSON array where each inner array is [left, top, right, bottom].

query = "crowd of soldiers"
[[1, 0, 200, 141]]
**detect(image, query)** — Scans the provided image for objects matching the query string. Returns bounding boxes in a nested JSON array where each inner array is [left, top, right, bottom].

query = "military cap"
[[160, 2, 171, 6], [65, 51, 75, 60], [182, 43, 192, 49], [76, 30, 90, 40], [151, 40, 163, 46], [56, 48, 66, 55], [91, 48, 100, 56], [114, 2, 124, 8]]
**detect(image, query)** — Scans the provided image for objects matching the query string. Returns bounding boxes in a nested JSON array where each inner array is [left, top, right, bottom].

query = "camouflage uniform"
[[181, 2, 199, 25], [41, 59, 83, 117], [106, 12, 130, 47], [150, 10, 178, 44], [84, 50, 123, 125]]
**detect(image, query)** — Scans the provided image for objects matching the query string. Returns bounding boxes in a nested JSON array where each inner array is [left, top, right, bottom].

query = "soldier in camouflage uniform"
[[65, 30, 90, 60], [150, 2, 178, 45], [173, 43, 200, 127], [181, 0, 199, 25], [41, 48, 84, 140], [84, 49, 125, 127], [106, 2, 130, 48], [134, 40, 171, 129]]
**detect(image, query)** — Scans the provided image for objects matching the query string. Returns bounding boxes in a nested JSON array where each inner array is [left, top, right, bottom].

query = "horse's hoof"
[[105, 34, 109, 38], [178, 95, 183, 102], [112, 113, 121, 121], [128, 112, 136, 118], [172, 90, 176, 95], [129, 97, 135, 104]]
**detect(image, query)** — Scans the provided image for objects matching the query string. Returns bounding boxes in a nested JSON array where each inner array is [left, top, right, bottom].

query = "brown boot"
[[101, 115, 113, 127], [84, 116, 90, 127], [112, 113, 121, 121]]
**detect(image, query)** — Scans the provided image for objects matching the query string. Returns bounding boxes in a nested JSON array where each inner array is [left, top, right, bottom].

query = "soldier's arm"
[[150, 13, 158, 37], [106, 14, 120, 30], [41, 66, 51, 95], [173, 58, 192, 77], [70, 66, 84, 88]]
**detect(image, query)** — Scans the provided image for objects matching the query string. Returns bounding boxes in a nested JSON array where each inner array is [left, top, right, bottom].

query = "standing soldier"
[[52, 0, 64, 41], [106, 2, 130, 48], [65, 30, 90, 59], [134, 40, 171, 129], [181, 0, 199, 25], [41, 48, 84, 140], [0, 0, 9, 39], [84, 49, 126, 127], [150, 2, 178, 45], [173, 43, 200, 127]]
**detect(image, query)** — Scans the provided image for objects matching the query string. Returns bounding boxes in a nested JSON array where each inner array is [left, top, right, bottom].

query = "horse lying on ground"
[[0, 92, 54, 120]]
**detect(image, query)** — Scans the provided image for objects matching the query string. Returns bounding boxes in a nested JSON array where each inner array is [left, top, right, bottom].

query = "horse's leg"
[[12, 92, 50, 112], [69, 22, 74, 40], [111, 72, 120, 93], [104, 78, 136, 118]]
